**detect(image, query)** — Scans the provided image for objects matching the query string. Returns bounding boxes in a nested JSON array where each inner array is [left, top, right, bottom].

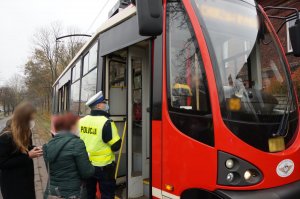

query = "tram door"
[[127, 45, 150, 198]]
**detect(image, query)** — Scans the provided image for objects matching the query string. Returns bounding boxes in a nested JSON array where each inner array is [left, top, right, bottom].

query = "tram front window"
[[167, 1, 214, 146], [191, 0, 298, 152]]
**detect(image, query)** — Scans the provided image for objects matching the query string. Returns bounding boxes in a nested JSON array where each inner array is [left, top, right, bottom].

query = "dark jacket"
[[43, 132, 95, 199], [0, 131, 36, 199]]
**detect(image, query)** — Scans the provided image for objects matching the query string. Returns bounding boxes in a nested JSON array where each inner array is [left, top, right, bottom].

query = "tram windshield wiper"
[[274, 93, 293, 137]]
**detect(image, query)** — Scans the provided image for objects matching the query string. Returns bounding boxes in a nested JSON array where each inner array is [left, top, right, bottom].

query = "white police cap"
[[86, 91, 105, 107]]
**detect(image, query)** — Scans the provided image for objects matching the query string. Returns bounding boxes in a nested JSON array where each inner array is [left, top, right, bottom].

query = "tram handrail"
[[115, 121, 127, 179]]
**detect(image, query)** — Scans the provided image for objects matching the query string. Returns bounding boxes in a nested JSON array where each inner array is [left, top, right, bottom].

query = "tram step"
[[143, 178, 150, 185], [143, 178, 150, 197]]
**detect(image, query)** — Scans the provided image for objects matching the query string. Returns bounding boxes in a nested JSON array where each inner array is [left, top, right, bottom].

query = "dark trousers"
[[87, 163, 116, 199]]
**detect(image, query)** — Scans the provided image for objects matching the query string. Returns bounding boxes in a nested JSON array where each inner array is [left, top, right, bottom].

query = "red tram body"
[[52, 0, 300, 198]]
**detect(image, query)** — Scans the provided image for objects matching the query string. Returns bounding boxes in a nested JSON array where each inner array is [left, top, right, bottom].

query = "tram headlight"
[[244, 170, 252, 181], [243, 169, 260, 184], [226, 172, 234, 182], [225, 159, 235, 169], [218, 151, 263, 186]]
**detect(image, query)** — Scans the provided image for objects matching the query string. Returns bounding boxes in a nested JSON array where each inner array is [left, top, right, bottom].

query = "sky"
[[0, 0, 118, 86]]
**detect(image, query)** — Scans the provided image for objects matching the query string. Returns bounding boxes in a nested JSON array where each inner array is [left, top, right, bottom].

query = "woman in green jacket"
[[43, 113, 95, 199]]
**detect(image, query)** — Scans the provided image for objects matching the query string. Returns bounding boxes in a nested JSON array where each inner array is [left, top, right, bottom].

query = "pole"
[[115, 121, 127, 179]]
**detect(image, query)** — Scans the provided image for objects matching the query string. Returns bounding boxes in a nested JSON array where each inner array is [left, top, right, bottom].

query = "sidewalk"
[[32, 130, 49, 199]]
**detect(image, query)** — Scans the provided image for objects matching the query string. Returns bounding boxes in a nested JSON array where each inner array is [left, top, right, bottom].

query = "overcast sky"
[[0, 0, 118, 86]]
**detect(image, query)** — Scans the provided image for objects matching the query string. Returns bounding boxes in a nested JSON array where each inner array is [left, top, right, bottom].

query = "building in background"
[[258, 0, 300, 97]]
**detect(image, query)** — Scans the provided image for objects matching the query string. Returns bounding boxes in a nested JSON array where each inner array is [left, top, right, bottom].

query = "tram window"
[[89, 43, 98, 70], [83, 42, 98, 76], [167, 2, 210, 113], [58, 88, 62, 112], [52, 86, 58, 114], [72, 61, 81, 82], [83, 53, 89, 75], [70, 80, 80, 114], [191, 0, 298, 151], [58, 84, 69, 113], [54, 85, 59, 113], [166, 2, 214, 146], [109, 58, 127, 116], [80, 69, 98, 115], [110, 61, 126, 87]]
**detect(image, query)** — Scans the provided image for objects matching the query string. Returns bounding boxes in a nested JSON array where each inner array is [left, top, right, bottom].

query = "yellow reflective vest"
[[79, 115, 120, 167]]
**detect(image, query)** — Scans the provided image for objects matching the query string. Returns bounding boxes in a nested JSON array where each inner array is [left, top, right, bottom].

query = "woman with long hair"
[[0, 102, 42, 199]]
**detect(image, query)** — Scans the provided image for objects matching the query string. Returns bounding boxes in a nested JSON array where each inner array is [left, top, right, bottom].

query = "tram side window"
[[70, 81, 80, 114], [52, 85, 59, 114], [58, 88, 63, 112], [83, 42, 98, 75], [167, 2, 214, 146], [58, 84, 70, 113], [83, 53, 89, 75], [80, 68, 98, 115], [89, 43, 98, 70], [72, 61, 81, 82]]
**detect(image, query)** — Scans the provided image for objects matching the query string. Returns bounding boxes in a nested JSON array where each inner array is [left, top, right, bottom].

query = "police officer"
[[79, 91, 121, 199]]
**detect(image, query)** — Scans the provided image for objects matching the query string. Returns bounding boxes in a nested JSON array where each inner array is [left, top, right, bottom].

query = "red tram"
[[52, 0, 300, 198]]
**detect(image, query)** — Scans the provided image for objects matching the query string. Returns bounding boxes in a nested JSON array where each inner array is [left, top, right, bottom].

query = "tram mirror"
[[135, 0, 163, 36], [289, 19, 300, 57]]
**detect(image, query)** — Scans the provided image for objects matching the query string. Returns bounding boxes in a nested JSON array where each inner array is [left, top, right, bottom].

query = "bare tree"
[[32, 22, 85, 85], [24, 22, 85, 112]]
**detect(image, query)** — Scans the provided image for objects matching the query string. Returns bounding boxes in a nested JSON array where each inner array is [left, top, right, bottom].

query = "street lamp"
[[55, 34, 92, 42]]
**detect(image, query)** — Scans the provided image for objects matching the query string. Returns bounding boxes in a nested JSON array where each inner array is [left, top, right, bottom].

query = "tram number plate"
[[268, 136, 285, 152]]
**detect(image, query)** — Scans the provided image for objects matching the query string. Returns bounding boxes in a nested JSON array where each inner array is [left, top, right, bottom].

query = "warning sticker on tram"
[[276, 159, 294, 178]]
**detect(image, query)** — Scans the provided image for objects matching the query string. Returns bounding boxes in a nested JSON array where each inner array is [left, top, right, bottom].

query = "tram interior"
[[106, 41, 151, 198]]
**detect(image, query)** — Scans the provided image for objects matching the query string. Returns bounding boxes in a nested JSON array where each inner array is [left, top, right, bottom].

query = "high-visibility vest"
[[79, 115, 120, 167]]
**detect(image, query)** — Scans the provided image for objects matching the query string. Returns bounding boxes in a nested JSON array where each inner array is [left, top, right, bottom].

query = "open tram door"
[[127, 45, 151, 198], [106, 41, 151, 198]]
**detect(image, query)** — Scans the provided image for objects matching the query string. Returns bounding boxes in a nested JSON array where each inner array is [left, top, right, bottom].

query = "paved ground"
[[32, 129, 49, 199]]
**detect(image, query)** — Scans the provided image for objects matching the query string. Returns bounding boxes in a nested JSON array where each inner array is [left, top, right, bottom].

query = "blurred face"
[[30, 113, 36, 120], [96, 102, 107, 110]]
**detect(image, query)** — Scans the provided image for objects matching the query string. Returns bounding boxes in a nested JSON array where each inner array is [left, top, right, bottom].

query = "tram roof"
[[53, 5, 137, 86]]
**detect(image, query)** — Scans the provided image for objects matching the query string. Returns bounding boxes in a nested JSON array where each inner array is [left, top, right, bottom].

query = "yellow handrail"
[[115, 121, 127, 179]]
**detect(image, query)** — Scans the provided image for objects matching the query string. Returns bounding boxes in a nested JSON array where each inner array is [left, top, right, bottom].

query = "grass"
[[35, 112, 52, 142]]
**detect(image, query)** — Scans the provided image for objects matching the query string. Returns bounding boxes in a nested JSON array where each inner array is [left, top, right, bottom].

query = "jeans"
[[86, 163, 116, 199]]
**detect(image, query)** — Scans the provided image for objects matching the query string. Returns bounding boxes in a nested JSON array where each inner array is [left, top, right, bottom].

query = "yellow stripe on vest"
[[90, 155, 115, 163], [89, 148, 112, 156]]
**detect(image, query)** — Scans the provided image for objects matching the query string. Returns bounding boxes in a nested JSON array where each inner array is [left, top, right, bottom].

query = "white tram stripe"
[[152, 187, 162, 198], [152, 187, 180, 199]]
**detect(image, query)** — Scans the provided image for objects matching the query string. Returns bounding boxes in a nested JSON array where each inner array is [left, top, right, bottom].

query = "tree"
[[32, 23, 84, 84], [24, 22, 85, 112], [6, 74, 26, 111], [0, 74, 27, 115]]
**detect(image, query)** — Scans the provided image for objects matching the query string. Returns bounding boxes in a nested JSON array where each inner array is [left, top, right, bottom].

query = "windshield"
[[191, 0, 298, 152]]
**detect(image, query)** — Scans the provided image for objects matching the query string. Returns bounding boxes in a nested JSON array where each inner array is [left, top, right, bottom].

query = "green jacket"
[[43, 132, 95, 199]]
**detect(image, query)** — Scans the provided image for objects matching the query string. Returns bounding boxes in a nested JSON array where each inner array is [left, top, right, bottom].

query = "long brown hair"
[[11, 102, 36, 153]]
